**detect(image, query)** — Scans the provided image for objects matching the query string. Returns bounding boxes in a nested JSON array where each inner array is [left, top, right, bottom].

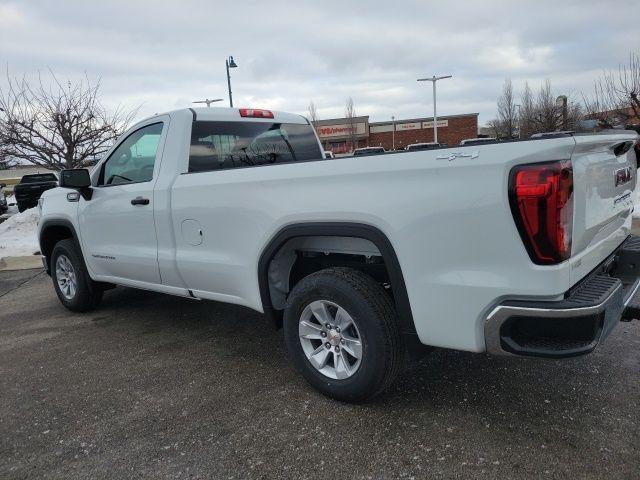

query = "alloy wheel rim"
[[298, 300, 363, 380], [55, 254, 77, 300]]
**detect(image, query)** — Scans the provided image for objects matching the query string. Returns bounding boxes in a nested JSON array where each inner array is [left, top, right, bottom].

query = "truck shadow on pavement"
[[92, 285, 634, 411]]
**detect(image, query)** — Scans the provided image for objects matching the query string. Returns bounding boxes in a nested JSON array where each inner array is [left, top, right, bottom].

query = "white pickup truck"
[[38, 107, 640, 401]]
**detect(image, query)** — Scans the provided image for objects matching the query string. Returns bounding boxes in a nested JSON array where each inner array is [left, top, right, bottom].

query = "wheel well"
[[40, 224, 75, 273], [267, 236, 389, 310], [258, 223, 416, 336]]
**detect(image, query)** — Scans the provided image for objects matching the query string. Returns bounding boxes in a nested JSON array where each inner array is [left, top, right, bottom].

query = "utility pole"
[[417, 75, 452, 143], [226, 56, 238, 107], [515, 104, 522, 139]]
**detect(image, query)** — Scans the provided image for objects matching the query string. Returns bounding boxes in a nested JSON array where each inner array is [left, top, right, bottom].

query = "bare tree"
[[307, 100, 318, 128], [485, 118, 503, 138], [535, 80, 563, 133], [0, 151, 14, 170], [0, 71, 138, 171], [519, 82, 536, 138], [495, 78, 517, 138], [344, 97, 358, 151], [0, 137, 13, 169], [518, 80, 582, 136], [584, 52, 640, 128]]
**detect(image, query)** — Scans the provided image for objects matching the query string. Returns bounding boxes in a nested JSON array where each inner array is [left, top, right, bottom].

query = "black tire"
[[51, 238, 103, 312], [283, 267, 404, 403]]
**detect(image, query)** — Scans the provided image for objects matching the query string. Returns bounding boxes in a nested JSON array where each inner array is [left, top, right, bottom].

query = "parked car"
[[324, 151, 335, 159], [405, 142, 441, 151], [38, 107, 640, 402], [0, 183, 7, 214], [353, 146, 385, 156], [530, 131, 575, 139], [14, 173, 58, 212], [459, 137, 496, 146]]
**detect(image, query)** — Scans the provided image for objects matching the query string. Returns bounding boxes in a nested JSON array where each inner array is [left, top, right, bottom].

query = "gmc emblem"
[[614, 167, 632, 187]]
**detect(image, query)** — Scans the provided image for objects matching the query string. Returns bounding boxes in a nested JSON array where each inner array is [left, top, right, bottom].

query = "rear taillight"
[[509, 160, 573, 265], [239, 108, 274, 119]]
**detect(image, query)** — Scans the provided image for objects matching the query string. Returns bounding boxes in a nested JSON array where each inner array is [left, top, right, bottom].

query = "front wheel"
[[51, 239, 103, 312], [283, 267, 404, 402]]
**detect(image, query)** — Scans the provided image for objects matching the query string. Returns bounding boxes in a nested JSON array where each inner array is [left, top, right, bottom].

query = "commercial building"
[[315, 113, 478, 153]]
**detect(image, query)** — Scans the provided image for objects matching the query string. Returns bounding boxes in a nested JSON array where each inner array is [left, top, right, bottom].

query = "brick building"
[[315, 113, 478, 153]]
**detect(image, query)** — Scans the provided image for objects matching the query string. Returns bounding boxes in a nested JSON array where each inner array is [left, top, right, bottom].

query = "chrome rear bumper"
[[485, 235, 640, 358]]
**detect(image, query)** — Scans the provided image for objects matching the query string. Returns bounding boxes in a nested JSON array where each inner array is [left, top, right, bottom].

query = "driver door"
[[78, 121, 166, 285]]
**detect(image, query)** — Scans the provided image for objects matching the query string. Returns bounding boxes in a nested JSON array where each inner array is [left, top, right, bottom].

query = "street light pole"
[[515, 104, 521, 139], [391, 116, 395, 150], [417, 75, 452, 144], [225, 56, 238, 108]]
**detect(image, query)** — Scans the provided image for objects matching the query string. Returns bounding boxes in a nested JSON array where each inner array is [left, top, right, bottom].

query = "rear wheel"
[[51, 239, 103, 311], [283, 267, 404, 402]]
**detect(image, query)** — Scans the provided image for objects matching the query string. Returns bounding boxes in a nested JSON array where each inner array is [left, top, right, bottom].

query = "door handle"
[[131, 196, 150, 206]]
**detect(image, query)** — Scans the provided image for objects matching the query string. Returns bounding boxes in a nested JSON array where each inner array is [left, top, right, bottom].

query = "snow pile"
[[0, 207, 40, 260]]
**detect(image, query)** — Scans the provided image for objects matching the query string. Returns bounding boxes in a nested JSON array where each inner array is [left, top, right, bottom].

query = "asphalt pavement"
[[1, 269, 639, 479]]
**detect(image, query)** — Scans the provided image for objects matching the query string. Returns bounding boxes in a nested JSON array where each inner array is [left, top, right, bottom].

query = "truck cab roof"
[[160, 107, 310, 125]]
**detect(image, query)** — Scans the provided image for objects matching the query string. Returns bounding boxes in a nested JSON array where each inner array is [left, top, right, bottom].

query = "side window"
[[99, 123, 163, 186], [188, 121, 322, 172]]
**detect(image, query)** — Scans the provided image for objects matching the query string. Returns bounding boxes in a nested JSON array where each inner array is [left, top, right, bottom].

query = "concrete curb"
[[0, 256, 43, 271]]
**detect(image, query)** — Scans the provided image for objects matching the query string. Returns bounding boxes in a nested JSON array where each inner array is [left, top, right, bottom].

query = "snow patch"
[[0, 207, 40, 260]]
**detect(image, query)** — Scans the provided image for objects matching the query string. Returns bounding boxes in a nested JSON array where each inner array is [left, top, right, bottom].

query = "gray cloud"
[[1, 0, 637, 124]]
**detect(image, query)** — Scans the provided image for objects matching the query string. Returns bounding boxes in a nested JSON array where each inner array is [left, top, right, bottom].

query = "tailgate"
[[571, 132, 639, 260]]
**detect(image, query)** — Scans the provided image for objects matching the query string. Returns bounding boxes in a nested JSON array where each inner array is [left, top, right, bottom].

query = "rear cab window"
[[188, 121, 322, 172], [21, 174, 57, 183]]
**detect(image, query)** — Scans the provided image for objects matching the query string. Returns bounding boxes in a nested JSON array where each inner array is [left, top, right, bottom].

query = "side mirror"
[[59, 169, 92, 200], [60, 168, 91, 188]]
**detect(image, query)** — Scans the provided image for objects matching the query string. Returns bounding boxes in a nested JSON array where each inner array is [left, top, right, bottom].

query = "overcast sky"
[[0, 0, 637, 125]]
